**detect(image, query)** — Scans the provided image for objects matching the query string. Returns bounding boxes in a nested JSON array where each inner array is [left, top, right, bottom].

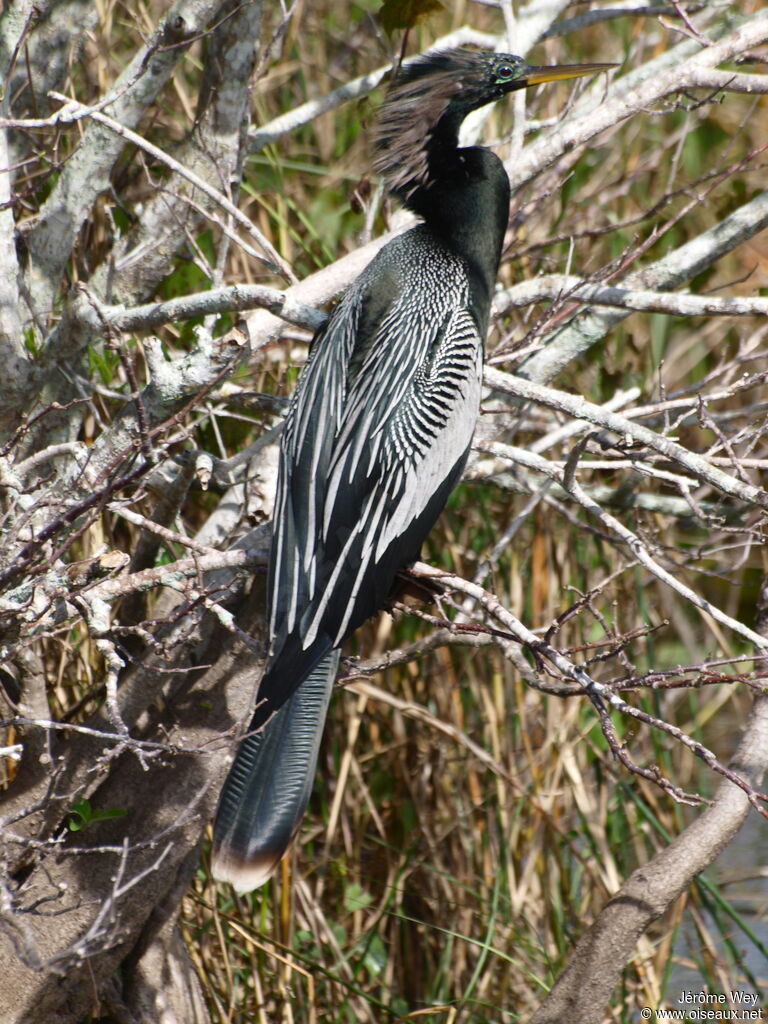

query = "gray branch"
[[70, 282, 325, 334], [530, 692, 768, 1024], [88, 0, 265, 308], [483, 367, 767, 508], [519, 187, 768, 382], [495, 274, 768, 319], [507, 10, 768, 193], [23, 0, 228, 317]]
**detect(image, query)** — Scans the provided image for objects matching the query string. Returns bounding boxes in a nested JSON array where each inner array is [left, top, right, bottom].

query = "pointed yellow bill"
[[521, 63, 617, 86]]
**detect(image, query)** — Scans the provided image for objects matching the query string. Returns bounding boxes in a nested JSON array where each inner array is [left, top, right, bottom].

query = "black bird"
[[212, 48, 609, 892]]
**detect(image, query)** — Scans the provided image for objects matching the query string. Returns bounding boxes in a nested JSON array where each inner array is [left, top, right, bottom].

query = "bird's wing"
[[268, 298, 360, 643], [268, 250, 482, 674]]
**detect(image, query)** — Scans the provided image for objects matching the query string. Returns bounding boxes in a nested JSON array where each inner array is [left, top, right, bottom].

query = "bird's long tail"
[[211, 649, 340, 892]]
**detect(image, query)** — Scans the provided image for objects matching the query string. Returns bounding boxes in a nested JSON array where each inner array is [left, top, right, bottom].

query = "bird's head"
[[374, 48, 612, 200]]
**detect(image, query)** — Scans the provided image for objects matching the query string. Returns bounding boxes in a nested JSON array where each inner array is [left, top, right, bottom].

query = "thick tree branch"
[[507, 11, 768, 193], [530, 692, 768, 1023], [518, 186, 768, 382], [495, 274, 768, 319], [23, 0, 228, 317]]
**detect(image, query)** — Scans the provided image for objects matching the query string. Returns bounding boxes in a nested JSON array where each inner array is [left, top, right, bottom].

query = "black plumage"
[[212, 48, 609, 892]]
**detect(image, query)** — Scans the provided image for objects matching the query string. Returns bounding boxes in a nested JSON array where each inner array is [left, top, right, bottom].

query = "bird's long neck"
[[405, 145, 510, 324]]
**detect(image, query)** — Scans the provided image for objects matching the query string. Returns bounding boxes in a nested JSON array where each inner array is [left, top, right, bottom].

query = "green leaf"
[[67, 797, 126, 832], [362, 933, 387, 977], [344, 881, 373, 913], [23, 328, 39, 357]]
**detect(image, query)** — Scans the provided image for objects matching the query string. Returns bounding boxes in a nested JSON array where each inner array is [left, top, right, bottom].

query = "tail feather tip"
[[211, 848, 282, 894]]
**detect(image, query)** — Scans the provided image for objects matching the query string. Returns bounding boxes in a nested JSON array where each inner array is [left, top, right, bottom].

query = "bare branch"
[[46, 91, 295, 284], [495, 273, 768, 319], [483, 368, 768, 508], [69, 282, 325, 334], [530, 693, 768, 1023], [23, 0, 228, 316], [518, 185, 768, 381], [507, 11, 768, 192]]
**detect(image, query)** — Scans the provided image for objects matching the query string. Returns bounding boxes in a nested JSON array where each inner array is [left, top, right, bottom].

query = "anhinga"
[[212, 48, 608, 892]]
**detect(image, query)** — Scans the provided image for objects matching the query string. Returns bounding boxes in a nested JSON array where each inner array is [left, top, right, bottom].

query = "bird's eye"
[[496, 64, 516, 80]]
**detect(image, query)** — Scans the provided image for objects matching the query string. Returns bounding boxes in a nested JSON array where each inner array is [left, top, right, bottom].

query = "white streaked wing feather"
[[268, 229, 482, 654]]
